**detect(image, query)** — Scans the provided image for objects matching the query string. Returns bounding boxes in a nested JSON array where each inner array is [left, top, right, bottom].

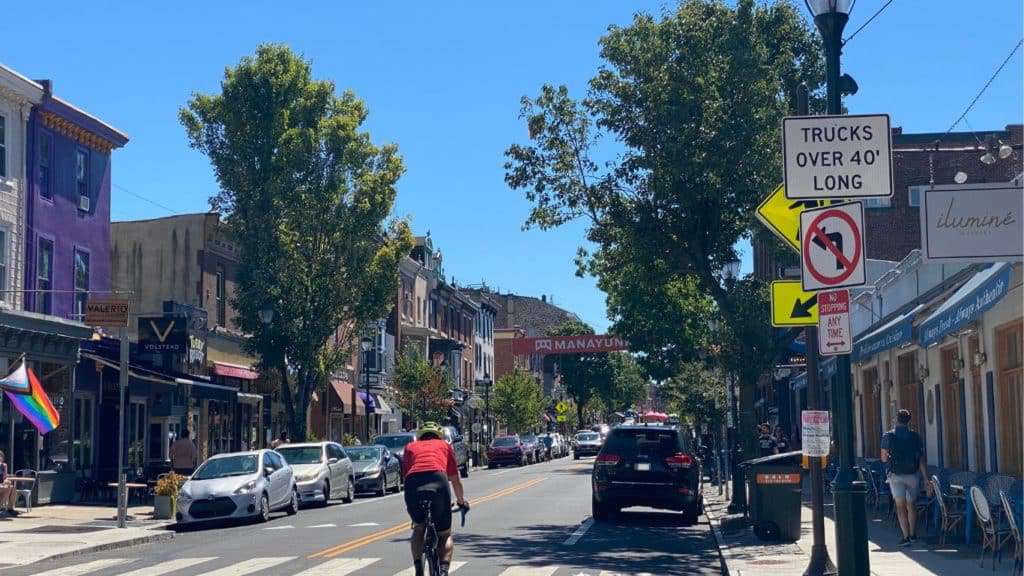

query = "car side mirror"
[[328, 457, 339, 464], [264, 466, 274, 477]]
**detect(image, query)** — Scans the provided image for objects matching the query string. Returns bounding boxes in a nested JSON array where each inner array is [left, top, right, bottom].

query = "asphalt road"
[[10, 456, 722, 576]]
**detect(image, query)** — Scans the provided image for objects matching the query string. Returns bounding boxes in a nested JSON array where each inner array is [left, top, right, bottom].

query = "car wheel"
[[376, 474, 387, 497], [574, 454, 580, 460], [460, 462, 469, 478], [681, 502, 699, 525], [342, 477, 355, 503], [286, 488, 299, 516], [258, 493, 270, 523], [592, 496, 611, 522], [321, 480, 331, 506]]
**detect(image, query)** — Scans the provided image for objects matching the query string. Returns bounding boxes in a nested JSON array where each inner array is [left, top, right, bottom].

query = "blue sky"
[[2, 1, 1020, 332]]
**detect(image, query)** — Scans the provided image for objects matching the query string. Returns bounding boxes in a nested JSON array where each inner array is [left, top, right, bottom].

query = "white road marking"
[[497, 567, 558, 576], [32, 559, 132, 576], [309, 523, 337, 528], [117, 557, 217, 576], [291, 557, 379, 575], [392, 560, 466, 575], [262, 524, 295, 530], [346, 492, 403, 507], [201, 557, 296, 576], [347, 522, 380, 527], [563, 517, 595, 545]]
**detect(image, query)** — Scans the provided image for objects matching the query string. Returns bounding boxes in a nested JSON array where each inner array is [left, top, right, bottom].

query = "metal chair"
[[932, 475, 964, 545], [972, 485, 1012, 569], [999, 490, 1022, 572], [12, 469, 35, 513]]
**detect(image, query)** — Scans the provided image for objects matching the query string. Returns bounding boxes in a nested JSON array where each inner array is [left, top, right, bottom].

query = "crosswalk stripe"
[[290, 557, 379, 575], [33, 559, 132, 576], [200, 557, 296, 576], [392, 560, 466, 576], [496, 567, 558, 576], [117, 557, 217, 576]]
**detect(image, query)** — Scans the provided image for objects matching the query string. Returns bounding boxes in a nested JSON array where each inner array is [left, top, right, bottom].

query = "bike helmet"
[[416, 421, 444, 440]]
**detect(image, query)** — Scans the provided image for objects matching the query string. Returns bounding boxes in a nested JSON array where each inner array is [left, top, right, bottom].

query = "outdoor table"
[[106, 482, 149, 505]]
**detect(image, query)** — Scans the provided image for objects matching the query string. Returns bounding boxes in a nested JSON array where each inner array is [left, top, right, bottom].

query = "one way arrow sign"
[[771, 280, 819, 327]]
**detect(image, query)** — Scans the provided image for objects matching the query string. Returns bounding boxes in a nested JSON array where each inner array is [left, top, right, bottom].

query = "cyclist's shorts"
[[405, 471, 452, 531]]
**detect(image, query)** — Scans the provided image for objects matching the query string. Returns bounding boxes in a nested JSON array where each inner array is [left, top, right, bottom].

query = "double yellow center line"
[[310, 476, 547, 559]]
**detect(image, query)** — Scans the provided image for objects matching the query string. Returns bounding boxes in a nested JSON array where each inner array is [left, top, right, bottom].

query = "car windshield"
[[376, 435, 414, 451], [192, 455, 258, 480], [604, 430, 680, 458], [520, 434, 537, 443], [276, 446, 323, 465], [492, 437, 518, 447], [345, 447, 382, 461], [577, 433, 600, 441]]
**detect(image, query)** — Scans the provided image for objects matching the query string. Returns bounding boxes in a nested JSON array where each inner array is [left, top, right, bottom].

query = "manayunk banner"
[[512, 335, 629, 356]]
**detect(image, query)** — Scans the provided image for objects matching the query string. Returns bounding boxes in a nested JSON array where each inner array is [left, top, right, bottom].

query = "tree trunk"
[[276, 358, 299, 443], [738, 374, 759, 461]]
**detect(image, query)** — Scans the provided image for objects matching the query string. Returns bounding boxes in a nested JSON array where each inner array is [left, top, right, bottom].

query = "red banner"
[[512, 335, 629, 356]]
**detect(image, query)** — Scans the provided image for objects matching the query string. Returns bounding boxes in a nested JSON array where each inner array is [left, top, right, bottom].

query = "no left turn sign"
[[800, 202, 866, 291]]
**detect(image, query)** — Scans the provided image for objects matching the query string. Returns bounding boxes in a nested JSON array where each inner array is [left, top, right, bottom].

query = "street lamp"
[[361, 336, 373, 442], [805, 2, 869, 576]]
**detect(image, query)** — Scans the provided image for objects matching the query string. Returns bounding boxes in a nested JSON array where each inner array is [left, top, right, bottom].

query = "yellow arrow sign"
[[756, 185, 845, 254], [771, 280, 819, 327], [556, 401, 568, 414]]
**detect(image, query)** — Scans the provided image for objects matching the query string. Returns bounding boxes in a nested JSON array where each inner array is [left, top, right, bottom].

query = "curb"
[[704, 497, 734, 576], [17, 529, 174, 566]]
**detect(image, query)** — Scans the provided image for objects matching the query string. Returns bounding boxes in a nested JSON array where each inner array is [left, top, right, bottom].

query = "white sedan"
[[176, 450, 298, 526]]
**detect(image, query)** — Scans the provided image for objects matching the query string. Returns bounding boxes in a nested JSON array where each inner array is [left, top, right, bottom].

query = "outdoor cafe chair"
[[932, 475, 964, 546], [999, 490, 1022, 572], [12, 469, 35, 513], [971, 485, 1012, 569]]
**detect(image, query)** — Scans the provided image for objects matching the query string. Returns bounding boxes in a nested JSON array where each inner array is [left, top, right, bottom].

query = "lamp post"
[[361, 336, 373, 442], [804, 2, 869, 575]]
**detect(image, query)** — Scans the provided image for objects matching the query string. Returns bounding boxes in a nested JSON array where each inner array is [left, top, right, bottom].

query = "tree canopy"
[[492, 369, 545, 434], [393, 348, 455, 425], [181, 44, 413, 440]]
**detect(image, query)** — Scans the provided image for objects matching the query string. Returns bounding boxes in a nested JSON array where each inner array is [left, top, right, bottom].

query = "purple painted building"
[[25, 80, 128, 320]]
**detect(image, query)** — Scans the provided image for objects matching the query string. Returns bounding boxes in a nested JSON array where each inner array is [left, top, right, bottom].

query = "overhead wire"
[[842, 0, 896, 46]]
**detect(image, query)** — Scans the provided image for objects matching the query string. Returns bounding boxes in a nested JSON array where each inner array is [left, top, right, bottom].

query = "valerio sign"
[[920, 182, 1023, 262]]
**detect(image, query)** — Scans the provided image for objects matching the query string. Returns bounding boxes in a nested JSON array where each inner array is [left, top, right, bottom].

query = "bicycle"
[[419, 498, 469, 576]]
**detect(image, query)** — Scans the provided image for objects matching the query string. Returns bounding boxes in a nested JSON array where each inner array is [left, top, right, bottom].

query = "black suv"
[[591, 425, 702, 523], [442, 425, 470, 478]]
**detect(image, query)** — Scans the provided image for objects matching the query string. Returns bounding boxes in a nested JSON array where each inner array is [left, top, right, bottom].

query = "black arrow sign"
[[810, 227, 846, 270], [791, 294, 818, 319]]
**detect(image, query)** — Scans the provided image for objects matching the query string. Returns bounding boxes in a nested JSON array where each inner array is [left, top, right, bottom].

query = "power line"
[[112, 183, 177, 215], [942, 38, 1023, 137], [843, 0, 896, 45]]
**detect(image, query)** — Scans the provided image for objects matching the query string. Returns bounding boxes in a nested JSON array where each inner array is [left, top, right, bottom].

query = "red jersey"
[[402, 438, 458, 478]]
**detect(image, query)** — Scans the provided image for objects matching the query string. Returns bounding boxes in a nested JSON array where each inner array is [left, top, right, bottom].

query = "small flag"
[[3, 360, 60, 434], [0, 359, 31, 394]]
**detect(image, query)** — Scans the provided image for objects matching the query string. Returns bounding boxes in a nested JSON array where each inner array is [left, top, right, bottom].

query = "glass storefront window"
[[73, 395, 94, 474]]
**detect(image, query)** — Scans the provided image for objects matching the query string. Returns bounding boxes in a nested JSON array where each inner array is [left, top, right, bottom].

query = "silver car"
[[277, 442, 355, 506], [176, 450, 297, 526], [346, 445, 402, 496]]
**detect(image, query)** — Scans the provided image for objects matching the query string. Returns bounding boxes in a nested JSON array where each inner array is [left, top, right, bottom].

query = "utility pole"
[[727, 371, 746, 513], [117, 326, 129, 528]]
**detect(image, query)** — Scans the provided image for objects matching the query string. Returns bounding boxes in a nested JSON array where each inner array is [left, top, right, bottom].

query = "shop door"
[[897, 353, 925, 447], [940, 346, 964, 470], [98, 395, 118, 481], [996, 321, 1022, 476], [73, 396, 95, 475], [861, 367, 881, 458], [968, 335, 986, 472]]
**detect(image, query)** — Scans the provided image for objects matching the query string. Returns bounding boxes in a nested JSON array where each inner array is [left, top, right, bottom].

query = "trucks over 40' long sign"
[[512, 335, 629, 356]]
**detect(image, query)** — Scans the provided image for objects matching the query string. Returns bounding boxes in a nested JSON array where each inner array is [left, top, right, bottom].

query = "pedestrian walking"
[[169, 428, 197, 476], [756, 424, 777, 457], [881, 409, 931, 547], [773, 425, 790, 453], [271, 431, 290, 449]]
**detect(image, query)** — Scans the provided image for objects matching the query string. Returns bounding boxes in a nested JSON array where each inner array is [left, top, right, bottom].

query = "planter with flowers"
[[153, 472, 185, 520]]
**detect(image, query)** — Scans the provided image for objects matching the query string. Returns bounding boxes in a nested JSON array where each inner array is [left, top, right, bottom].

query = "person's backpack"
[[888, 429, 921, 475]]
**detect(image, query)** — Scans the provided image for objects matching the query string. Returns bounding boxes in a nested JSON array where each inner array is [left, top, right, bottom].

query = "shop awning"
[[372, 394, 392, 415], [330, 379, 365, 415], [791, 356, 838, 391], [852, 304, 924, 363], [918, 263, 1013, 347], [212, 362, 259, 380], [358, 391, 377, 413]]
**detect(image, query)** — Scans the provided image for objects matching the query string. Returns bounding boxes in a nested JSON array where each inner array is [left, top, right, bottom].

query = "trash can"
[[742, 451, 803, 542]]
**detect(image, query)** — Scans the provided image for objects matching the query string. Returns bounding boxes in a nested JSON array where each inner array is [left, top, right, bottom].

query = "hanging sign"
[[801, 410, 831, 457], [756, 184, 846, 254], [783, 114, 893, 199], [919, 182, 1024, 262], [800, 202, 866, 291], [818, 290, 852, 356], [770, 280, 819, 327]]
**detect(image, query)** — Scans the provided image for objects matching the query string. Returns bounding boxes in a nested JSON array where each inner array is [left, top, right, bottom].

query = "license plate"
[[636, 463, 651, 471]]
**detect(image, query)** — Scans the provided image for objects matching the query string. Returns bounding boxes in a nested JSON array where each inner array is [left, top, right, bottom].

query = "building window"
[[863, 196, 891, 209], [908, 185, 926, 208], [0, 115, 6, 178], [37, 238, 53, 314], [39, 133, 52, 199], [215, 263, 226, 327], [74, 248, 90, 320], [940, 345, 965, 470], [76, 149, 89, 199], [996, 321, 1022, 476], [0, 228, 7, 301]]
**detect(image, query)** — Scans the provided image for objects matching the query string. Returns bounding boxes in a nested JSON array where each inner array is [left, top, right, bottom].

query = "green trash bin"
[[743, 451, 803, 542]]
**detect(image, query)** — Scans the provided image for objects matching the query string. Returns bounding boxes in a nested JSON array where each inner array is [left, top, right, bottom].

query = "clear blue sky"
[[2, 1, 1020, 332]]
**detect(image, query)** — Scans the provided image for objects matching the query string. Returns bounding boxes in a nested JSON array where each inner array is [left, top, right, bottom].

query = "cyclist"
[[402, 422, 468, 576]]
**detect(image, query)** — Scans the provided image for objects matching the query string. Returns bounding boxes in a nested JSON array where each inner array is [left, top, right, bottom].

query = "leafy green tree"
[[181, 44, 414, 441], [492, 369, 545, 434], [605, 352, 648, 413], [504, 0, 819, 454], [663, 361, 727, 429], [393, 348, 455, 424]]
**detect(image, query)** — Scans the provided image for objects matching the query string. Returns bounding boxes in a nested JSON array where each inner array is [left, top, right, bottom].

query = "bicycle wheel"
[[427, 551, 441, 576]]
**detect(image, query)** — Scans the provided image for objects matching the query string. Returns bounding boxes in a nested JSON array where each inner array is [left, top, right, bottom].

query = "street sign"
[[755, 184, 845, 254], [800, 202, 866, 291], [770, 280, 819, 327], [556, 414, 567, 423], [801, 410, 831, 457], [919, 181, 1024, 262], [818, 290, 852, 356], [85, 297, 130, 328], [783, 114, 893, 199], [555, 401, 568, 414]]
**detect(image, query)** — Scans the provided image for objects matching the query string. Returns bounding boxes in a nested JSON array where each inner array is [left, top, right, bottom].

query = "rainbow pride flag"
[[2, 361, 60, 434]]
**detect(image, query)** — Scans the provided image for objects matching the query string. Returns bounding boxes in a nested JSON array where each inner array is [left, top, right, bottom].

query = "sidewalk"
[[705, 484, 1016, 576], [0, 504, 173, 568]]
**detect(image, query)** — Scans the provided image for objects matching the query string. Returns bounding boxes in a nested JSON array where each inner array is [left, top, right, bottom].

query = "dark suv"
[[591, 425, 702, 523], [442, 425, 470, 478]]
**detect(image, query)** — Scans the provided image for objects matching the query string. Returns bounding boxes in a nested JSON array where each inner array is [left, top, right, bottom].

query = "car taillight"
[[665, 454, 694, 469], [595, 453, 620, 466]]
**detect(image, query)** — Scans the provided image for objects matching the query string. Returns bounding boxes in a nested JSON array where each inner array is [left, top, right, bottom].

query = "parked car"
[[591, 424, 703, 523], [176, 450, 297, 526], [442, 425, 470, 478], [553, 433, 569, 458], [574, 431, 603, 459], [487, 435, 526, 467], [375, 432, 417, 461], [276, 442, 354, 506], [592, 423, 611, 441], [345, 445, 402, 496], [519, 433, 543, 463]]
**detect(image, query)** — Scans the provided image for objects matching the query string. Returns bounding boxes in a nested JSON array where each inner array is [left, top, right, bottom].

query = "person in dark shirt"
[[756, 424, 777, 457], [773, 426, 790, 453], [881, 409, 931, 546]]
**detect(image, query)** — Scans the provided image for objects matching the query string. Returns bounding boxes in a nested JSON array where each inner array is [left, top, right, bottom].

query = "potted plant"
[[153, 472, 185, 520]]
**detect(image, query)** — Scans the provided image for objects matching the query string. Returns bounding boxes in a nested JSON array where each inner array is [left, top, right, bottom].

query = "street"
[[8, 457, 721, 576]]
